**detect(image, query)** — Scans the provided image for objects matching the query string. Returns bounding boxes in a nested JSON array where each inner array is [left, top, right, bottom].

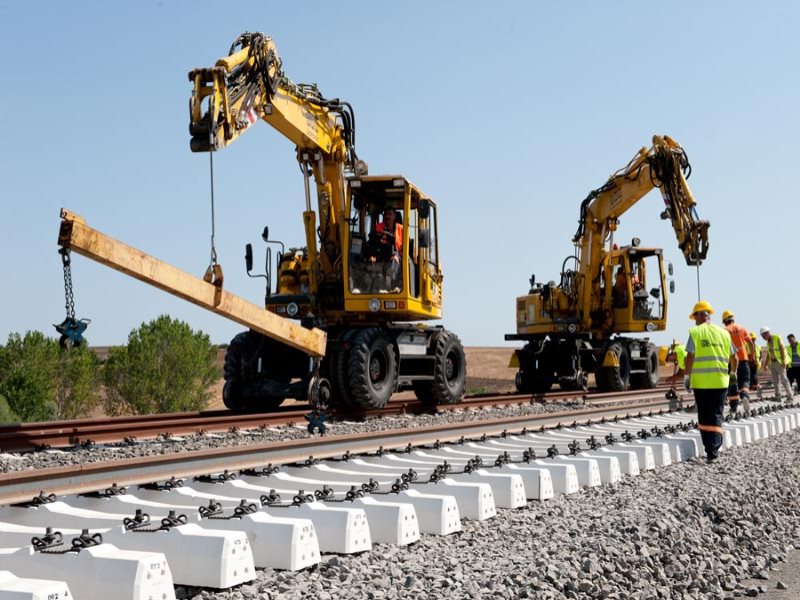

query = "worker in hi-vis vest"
[[684, 300, 735, 463]]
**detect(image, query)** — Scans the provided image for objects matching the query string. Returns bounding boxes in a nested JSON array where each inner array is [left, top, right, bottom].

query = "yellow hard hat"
[[722, 310, 734, 322], [749, 331, 757, 339], [689, 300, 714, 319]]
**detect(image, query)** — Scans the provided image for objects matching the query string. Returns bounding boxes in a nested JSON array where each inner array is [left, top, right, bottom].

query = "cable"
[[208, 151, 218, 267]]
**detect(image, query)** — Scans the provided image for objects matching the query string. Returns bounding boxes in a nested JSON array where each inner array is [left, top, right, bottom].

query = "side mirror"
[[419, 199, 430, 220], [669, 281, 675, 293], [650, 287, 660, 299], [261, 227, 269, 242], [667, 262, 673, 276], [245, 244, 254, 273], [419, 228, 430, 249]]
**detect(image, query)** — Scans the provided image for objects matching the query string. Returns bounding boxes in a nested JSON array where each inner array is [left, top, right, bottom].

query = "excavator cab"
[[607, 245, 667, 333], [344, 176, 442, 321]]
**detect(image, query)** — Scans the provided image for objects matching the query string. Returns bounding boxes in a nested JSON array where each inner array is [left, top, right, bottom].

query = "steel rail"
[[0, 385, 687, 452], [0, 396, 690, 505]]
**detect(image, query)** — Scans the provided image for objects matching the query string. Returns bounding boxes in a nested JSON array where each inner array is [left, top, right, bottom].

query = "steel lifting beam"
[[57, 208, 326, 357]]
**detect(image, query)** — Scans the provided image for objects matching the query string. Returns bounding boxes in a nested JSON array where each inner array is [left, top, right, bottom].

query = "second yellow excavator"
[[506, 135, 709, 393]]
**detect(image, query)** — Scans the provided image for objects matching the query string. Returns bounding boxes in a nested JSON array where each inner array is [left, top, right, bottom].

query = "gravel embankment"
[[180, 423, 800, 600], [1, 400, 592, 473]]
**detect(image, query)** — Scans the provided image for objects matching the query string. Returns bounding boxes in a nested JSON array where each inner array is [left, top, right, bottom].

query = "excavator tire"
[[597, 342, 631, 392], [329, 329, 358, 408], [222, 331, 285, 412], [348, 328, 397, 409], [630, 343, 659, 389], [413, 330, 466, 405]]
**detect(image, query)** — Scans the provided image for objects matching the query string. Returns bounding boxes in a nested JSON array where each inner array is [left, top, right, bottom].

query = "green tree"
[[103, 315, 218, 415], [53, 346, 101, 420], [0, 331, 102, 422], [0, 331, 58, 422], [0, 392, 19, 424]]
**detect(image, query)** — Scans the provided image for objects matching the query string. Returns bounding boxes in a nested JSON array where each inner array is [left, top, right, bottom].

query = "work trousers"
[[787, 367, 800, 392], [769, 362, 794, 400], [694, 388, 726, 460]]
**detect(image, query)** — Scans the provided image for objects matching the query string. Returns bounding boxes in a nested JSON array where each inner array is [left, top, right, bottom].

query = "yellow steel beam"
[[58, 208, 326, 357]]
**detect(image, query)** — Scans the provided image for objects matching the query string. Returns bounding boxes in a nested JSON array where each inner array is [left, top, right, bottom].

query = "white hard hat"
[[760, 326, 770, 335]]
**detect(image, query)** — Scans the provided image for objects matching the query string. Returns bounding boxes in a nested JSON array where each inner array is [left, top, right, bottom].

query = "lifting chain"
[[54, 247, 89, 348]]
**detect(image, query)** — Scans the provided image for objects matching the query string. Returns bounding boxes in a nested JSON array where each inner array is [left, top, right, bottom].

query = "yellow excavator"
[[505, 135, 709, 393], [188, 32, 466, 410]]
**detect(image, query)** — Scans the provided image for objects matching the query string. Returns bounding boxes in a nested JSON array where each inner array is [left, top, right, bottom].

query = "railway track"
[[0, 383, 683, 453], [0, 396, 796, 598]]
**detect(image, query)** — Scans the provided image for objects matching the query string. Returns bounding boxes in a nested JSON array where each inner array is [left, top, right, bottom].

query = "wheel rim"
[[445, 351, 460, 383], [369, 351, 388, 388]]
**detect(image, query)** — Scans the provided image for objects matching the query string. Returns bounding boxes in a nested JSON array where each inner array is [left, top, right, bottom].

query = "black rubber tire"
[[599, 342, 631, 392], [330, 329, 358, 408], [630, 344, 659, 389], [348, 328, 397, 409], [222, 331, 285, 412], [414, 330, 466, 405]]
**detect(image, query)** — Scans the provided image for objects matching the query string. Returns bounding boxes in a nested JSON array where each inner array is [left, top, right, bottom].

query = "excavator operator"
[[356, 206, 403, 293]]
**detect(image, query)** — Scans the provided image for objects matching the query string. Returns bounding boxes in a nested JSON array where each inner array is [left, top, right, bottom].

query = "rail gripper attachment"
[[242, 464, 279, 477], [195, 470, 237, 484], [198, 500, 225, 519], [31, 527, 64, 552], [260, 489, 282, 506]]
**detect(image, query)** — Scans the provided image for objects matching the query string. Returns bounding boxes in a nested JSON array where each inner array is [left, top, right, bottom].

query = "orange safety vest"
[[376, 222, 403, 253]]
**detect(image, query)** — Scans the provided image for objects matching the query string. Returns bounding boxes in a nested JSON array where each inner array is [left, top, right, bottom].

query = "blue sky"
[[1, 2, 799, 348]]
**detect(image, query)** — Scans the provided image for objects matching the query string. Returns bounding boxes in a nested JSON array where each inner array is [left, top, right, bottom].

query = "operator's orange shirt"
[[376, 222, 403, 253], [725, 323, 751, 361]]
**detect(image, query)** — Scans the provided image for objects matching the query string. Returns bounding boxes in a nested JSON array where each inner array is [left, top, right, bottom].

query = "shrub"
[[0, 331, 101, 422], [103, 315, 218, 415]]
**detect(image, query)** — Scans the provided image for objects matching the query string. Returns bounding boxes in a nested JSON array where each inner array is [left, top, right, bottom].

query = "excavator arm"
[[573, 134, 709, 267], [188, 32, 356, 164], [187, 32, 362, 301]]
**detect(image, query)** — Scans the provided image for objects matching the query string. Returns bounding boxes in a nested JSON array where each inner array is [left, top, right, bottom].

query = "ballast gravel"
[[179, 421, 800, 600], [1, 399, 597, 473]]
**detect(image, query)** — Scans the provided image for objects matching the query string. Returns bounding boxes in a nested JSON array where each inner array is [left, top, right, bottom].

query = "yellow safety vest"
[[767, 335, 785, 366], [674, 344, 687, 370], [689, 323, 732, 389], [752, 344, 761, 363]]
